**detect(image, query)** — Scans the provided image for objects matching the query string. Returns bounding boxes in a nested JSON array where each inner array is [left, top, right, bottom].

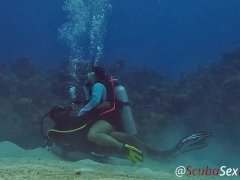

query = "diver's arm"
[[78, 83, 104, 116]]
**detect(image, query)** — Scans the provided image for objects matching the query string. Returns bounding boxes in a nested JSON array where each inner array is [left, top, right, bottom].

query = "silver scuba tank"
[[114, 85, 137, 135]]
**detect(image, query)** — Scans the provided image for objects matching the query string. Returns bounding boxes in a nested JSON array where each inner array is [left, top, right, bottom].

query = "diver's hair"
[[94, 66, 105, 76], [94, 65, 108, 83], [49, 106, 66, 122]]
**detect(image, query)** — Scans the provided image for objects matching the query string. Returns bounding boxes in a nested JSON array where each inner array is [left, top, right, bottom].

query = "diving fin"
[[174, 131, 212, 156], [122, 144, 143, 164]]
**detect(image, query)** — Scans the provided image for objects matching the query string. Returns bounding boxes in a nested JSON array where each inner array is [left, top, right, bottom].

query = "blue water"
[[1, 1, 240, 173], [0, 0, 240, 76]]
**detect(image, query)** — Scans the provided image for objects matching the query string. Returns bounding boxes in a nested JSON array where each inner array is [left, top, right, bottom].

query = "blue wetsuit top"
[[78, 83, 107, 116]]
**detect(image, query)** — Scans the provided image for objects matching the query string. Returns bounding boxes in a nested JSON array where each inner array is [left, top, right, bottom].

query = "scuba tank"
[[114, 85, 137, 135], [81, 71, 138, 135]]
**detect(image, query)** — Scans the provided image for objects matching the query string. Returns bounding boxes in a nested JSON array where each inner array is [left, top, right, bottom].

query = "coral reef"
[[0, 48, 240, 149], [173, 48, 240, 143]]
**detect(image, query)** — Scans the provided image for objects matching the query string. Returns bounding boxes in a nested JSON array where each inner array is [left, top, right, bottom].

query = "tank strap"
[[116, 101, 131, 110]]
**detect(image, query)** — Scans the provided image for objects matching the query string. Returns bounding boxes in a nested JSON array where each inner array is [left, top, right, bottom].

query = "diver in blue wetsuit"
[[44, 66, 212, 163], [75, 66, 143, 163], [78, 73, 107, 117]]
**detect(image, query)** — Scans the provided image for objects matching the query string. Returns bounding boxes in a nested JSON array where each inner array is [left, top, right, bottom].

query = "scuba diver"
[[41, 66, 212, 163]]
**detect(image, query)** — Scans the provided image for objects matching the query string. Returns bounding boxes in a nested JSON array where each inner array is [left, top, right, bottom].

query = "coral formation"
[[0, 48, 240, 150]]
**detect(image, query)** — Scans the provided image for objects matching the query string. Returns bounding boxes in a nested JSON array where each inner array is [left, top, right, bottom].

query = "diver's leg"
[[109, 131, 212, 161], [109, 132, 172, 160], [87, 120, 123, 152]]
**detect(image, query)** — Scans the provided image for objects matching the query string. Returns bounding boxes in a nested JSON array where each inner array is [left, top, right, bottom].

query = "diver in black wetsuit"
[[42, 66, 212, 163], [46, 106, 211, 163], [48, 66, 145, 163]]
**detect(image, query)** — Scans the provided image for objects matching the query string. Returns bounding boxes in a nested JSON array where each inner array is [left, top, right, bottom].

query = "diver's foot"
[[174, 131, 212, 156], [122, 144, 143, 164]]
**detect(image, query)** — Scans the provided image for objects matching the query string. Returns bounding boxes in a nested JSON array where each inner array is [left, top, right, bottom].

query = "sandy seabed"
[[0, 157, 173, 180], [0, 141, 217, 180]]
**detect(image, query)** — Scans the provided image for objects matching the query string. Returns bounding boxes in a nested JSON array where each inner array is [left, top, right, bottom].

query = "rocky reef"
[[0, 48, 240, 150]]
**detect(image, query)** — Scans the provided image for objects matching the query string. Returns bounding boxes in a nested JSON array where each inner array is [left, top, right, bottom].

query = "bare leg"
[[109, 131, 212, 161], [87, 120, 123, 152], [109, 132, 172, 160]]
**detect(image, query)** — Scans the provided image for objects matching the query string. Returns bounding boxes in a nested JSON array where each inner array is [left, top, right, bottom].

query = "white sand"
[[0, 141, 215, 180]]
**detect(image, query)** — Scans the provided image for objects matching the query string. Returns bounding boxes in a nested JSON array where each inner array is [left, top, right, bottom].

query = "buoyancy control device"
[[84, 76, 137, 135]]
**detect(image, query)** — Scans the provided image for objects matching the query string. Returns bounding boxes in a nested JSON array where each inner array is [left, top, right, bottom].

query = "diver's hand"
[[69, 110, 79, 118], [122, 144, 143, 164]]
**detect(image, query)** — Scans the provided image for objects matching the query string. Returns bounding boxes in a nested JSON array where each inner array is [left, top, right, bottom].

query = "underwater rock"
[[11, 97, 34, 118], [222, 74, 240, 92], [149, 112, 167, 124], [1, 48, 240, 150], [169, 93, 191, 114], [0, 75, 10, 97], [11, 57, 38, 80], [221, 74, 240, 104], [17, 98, 33, 106]]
